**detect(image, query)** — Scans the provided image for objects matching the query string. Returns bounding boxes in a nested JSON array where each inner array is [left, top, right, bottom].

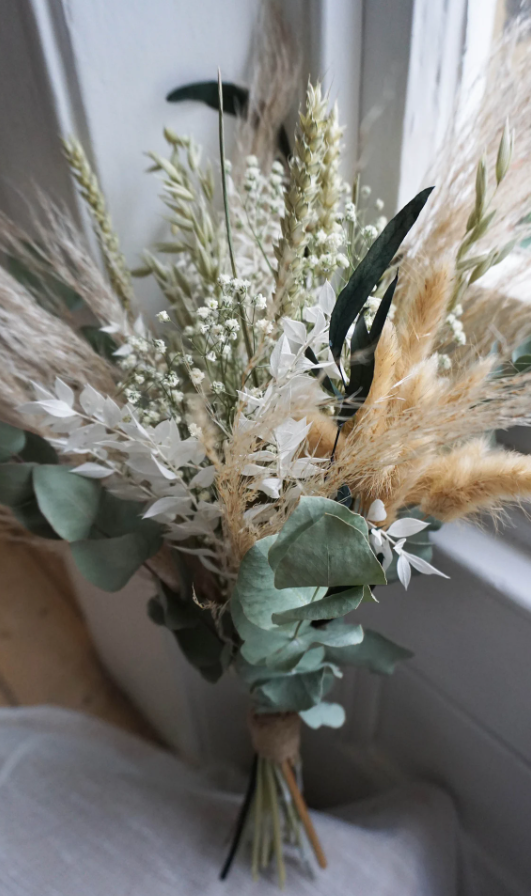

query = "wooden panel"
[[0, 537, 156, 741]]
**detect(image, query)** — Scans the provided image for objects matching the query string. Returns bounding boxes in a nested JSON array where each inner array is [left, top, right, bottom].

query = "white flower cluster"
[[306, 227, 349, 279], [446, 303, 466, 346], [114, 329, 185, 426]]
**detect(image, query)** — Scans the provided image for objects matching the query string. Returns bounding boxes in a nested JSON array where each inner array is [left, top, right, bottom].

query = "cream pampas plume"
[[0, 268, 115, 410], [405, 439, 531, 522]]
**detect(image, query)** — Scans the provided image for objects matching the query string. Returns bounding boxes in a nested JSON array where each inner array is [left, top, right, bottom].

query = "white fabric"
[[0, 707, 457, 895]]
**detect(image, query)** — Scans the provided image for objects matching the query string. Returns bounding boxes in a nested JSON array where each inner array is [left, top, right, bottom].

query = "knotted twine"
[[248, 711, 301, 764]]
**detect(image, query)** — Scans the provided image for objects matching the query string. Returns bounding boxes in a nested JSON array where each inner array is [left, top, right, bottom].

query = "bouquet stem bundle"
[[221, 712, 326, 884]]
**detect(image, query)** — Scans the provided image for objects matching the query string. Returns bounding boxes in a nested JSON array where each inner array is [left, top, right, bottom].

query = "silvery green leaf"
[[309, 619, 363, 649], [401, 549, 449, 578], [269, 496, 385, 589], [189, 465, 216, 488], [232, 535, 321, 632], [300, 702, 346, 729], [271, 585, 364, 624], [54, 378, 74, 407], [65, 423, 107, 451], [143, 496, 192, 519], [387, 517, 430, 537], [253, 666, 336, 712], [397, 553, 411, 589], [33, 465, 101, 541], [326, 629, 413, 675], [258, 477, 282, 499], [19, 399, 76, 418], [102, 397, 122, 427], [70, 463, 113, 479], [79, 385, 105, 416], [70, 527, 162, 592]]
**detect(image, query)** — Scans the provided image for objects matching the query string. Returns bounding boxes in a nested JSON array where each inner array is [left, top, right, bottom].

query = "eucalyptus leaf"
[[19, 430, 58, 464], [271, 585, 364, 624], [0, 463, 34, 506], [34, 465, 101, 541], [233, 534, 326, 631], [269, 498, 385, 590], [326, 628, 413, 675], [91, 489, 145, 537], [173, 625, 224, 682], [0, 421, 25, 461], [11, 498, 60, 539], [70, 528, 162, 592], [300, 702, 346, 729], [329, 187, 433, 360], [254, 666, 336, 713]]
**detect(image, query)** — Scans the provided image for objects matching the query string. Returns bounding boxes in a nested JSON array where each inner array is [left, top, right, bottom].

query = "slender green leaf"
[[0, 421, 25, 461], [80, 325, 118, 361], [34, 465, 101, 541], [329, 187, 433, 360]]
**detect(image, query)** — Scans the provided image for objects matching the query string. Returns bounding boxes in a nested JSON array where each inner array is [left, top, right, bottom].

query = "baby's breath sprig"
[[274, 82, 329, 317], [62, 137, 134, 313]]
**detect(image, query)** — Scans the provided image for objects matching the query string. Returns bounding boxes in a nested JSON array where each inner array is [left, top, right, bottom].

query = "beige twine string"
[[248, 711, 301, 764]]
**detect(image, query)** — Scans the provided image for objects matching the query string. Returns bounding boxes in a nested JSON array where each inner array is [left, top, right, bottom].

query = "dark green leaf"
[[34, 465, 101, 541], [166, 80, 291, 159], [0, 421, 25, 462], [173, 624, 224, 681], [326, 628, 413, 675], [167, 80, 248, 113], [19, 430, 58, 464], [11, 498, 60, 539], [91, 489, 145, 538], [0, 463, 34, 506], [80, 325, 118, 361], [254, 666, 336, 712], [304, 346, 342, 397], [70, 528, 163, 592], [271, 585, 364, 624], [329, 187, 433, 360], [7, 253, 84, 312]]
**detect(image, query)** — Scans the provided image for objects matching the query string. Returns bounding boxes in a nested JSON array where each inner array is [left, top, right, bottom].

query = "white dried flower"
[[197, 306, 211, 320], [225, 318, 240, 333], [205, 298, 218, 310], [206, 351, 217, 362], [190, 367, 205, 386], [375, 198, 385, 211], [189, 423, 203, 439], [254, 293, 267, 310], [156, 310, 170, 322], [211, 381, 224, 393]]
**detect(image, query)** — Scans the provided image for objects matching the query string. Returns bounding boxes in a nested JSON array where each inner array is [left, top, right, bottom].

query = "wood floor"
[[0, 534, 155, 741]]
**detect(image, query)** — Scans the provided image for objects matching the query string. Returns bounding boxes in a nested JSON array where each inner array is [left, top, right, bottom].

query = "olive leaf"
[[329, 187, 434, 361], [166, 80, 291, 158], [33, 465, 101, 541]]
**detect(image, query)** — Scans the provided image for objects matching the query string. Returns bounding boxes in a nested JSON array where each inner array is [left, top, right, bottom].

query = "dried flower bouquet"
[[2, 21, 531, 880]]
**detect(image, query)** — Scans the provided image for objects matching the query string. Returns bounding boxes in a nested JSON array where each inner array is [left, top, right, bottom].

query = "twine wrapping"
[[248, 711, 301, 764]]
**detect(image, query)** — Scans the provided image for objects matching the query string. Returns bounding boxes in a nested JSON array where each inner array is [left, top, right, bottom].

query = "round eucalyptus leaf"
[[34, 465, 101, 541], [271, 585, 364, 624], [70, 527, 163, 592], [19, 431, 58, 464], [326, 628, 413, 675], [0, 421, 25, 462], [300, 702, 346, 729], [0, 463, 34, 506]]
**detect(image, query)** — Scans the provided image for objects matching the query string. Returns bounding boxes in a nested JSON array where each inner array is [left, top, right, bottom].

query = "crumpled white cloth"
[[0, 707, 457, 896]]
